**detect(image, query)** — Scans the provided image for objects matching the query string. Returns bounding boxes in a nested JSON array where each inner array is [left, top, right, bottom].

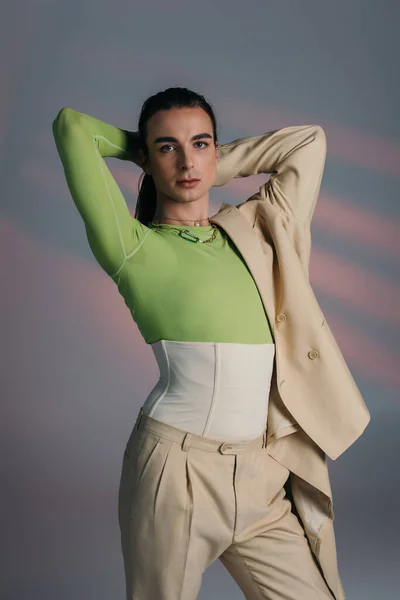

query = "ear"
[[138, 148, 152, 175], [142, 164, 152, 175]]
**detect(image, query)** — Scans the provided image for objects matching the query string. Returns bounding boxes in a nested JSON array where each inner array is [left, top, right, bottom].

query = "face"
[[139, 107, 218, 208]]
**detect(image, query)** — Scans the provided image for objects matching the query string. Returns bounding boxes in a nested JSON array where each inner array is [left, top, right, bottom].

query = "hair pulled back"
[[134, 87, 219, 225]]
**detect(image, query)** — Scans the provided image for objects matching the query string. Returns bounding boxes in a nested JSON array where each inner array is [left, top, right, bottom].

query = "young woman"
[[52, 87, 338, 599]]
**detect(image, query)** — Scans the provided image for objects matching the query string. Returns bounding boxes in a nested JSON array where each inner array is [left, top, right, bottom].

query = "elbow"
[[307, 125, 327, 162], [52, 107, 79, 137], [313, 125, 327, 149], [52, 108, 84, 152]]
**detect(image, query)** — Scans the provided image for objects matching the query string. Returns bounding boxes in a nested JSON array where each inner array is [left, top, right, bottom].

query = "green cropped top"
[[52, 108, 274, 345]]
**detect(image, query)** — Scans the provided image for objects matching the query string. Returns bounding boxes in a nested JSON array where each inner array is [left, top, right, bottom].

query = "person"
[[52, 87, 369, 600]]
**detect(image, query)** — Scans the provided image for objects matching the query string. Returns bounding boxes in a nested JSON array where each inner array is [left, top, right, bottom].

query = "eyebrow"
[[153, 133, 213, 144]]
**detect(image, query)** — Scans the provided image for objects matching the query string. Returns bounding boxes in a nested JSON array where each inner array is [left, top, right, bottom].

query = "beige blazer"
[[208, 125, 371, 600]]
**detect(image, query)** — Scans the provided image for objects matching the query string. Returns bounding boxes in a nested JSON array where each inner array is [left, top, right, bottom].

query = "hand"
[[126, 130, 143, 168], [213, 143, 228, 187]]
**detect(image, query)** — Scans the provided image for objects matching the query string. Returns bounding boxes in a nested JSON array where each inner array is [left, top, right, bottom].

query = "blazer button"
[[277, 313, 286, 322], [220, 443, 233, 453], [308, 350, 319, 360]]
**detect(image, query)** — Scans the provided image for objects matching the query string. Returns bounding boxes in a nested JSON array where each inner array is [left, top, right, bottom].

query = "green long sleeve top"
[[52, 108, 276, 345]]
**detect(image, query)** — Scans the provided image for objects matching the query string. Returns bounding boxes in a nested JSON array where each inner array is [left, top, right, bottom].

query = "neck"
[[152, 215, 210, 226], [153, 217, 210, 227], [154, 193, 210, 226]]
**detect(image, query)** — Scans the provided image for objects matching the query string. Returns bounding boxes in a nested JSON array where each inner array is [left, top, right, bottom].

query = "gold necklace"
[[148, 221, 219, 244]]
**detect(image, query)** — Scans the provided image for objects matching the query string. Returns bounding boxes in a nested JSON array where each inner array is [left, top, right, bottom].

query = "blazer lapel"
[[210, 203, 276, 335]]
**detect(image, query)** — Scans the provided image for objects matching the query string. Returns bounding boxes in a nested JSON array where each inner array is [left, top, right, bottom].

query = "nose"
[[177, 148, 195, 170]]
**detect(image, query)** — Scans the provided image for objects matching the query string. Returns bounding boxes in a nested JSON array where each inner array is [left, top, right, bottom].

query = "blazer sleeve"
[[213, 125, 327, 224]]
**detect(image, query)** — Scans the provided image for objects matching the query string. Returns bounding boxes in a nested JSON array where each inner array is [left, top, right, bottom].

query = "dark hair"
[[134, 87, 219, 226]]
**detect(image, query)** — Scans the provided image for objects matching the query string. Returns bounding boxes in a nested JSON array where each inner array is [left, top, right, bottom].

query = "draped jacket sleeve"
[[213, 125, 327, 225]]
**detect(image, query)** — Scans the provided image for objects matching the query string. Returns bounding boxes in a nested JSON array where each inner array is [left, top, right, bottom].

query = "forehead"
[[147, 107, 212, 136]]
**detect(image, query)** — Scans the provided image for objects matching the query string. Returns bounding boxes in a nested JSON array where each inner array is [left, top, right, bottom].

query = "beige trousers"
[[118, 407, 334, 600]]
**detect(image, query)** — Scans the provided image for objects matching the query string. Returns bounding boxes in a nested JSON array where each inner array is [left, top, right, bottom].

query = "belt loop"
[[181, 432, 193, 452]]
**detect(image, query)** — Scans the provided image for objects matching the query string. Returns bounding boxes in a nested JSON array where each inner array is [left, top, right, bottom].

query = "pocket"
[[133, 430, 163, 494], [118, 429, 161, 524], [124, 423, 145, 459], [131, 435, 188, 521], [265, 453, 291, 500]]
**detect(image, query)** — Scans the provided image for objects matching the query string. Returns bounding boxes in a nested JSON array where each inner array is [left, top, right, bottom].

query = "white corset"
[[142, 340, 275, 441]]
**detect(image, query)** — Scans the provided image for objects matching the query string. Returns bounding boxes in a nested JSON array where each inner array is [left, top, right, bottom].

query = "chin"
[[174, 187, 203, 199]]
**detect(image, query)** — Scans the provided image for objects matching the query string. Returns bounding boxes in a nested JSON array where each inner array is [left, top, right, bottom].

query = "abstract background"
[[1, 1, 399, 598]]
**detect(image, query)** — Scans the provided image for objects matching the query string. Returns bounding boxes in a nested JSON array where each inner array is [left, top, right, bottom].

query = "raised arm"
[[52, 108, 147, 278], [214, 125, 326, 224]]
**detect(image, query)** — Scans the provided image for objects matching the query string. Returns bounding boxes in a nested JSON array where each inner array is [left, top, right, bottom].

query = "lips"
[[177, 178, 200, 183]]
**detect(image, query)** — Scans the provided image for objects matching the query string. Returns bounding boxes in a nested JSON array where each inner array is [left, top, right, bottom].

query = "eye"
[[160, 141, 209, 153]]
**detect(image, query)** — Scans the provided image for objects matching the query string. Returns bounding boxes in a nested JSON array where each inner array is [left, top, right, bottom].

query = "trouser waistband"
[[134, 406, 267, 455]]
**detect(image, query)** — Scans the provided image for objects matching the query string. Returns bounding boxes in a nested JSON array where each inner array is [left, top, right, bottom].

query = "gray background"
[[1, 1, 399, 598]]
